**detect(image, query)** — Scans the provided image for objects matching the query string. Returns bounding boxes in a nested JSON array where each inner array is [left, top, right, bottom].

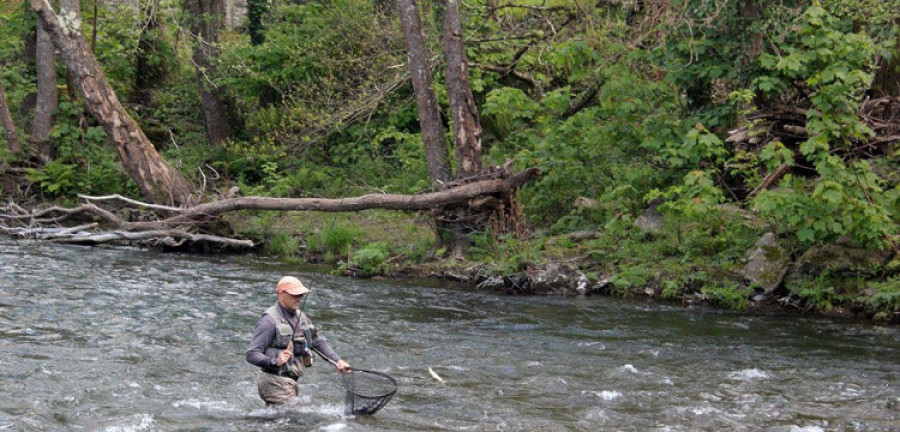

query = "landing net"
[[340, 369, 397, 415]]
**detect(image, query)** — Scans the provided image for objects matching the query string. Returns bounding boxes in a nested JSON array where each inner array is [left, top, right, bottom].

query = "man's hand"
[[335, 359, 351, 373], [275, 348, 293, 366]]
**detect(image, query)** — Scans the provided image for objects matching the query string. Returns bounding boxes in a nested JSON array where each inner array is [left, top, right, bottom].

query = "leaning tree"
[[29, 0, 195, 206]]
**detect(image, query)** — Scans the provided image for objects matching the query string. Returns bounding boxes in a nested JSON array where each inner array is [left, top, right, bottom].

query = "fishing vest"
[[264, 303, 314, 351], [262, 304, 314, 378]]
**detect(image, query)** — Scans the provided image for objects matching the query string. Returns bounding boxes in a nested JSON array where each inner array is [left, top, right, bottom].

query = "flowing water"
[[0, 239, 897, 431]]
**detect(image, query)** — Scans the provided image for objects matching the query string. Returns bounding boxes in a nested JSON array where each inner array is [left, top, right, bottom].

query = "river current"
[[0, 239, 897, 431]]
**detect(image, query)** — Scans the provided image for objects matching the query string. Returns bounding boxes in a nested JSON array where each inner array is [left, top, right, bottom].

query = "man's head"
[[276, 276, 309, 311]]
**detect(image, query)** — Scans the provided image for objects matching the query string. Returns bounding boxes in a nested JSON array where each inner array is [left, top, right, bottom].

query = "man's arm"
[[245, 316, 277, 368], [309, 327, 350, 372]]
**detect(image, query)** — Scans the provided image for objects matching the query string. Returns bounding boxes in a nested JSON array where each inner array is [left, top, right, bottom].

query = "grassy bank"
[[230, 206, 899, 324]]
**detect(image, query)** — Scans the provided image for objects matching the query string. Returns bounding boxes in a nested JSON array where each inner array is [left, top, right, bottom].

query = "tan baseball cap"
[[276, 276, 310, 296]]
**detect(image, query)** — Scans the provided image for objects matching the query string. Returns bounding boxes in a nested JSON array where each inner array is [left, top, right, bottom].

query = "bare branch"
[[78, 194, 183, 212]]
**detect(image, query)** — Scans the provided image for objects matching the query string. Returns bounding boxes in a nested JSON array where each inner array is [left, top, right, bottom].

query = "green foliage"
[[609, 265, 653, 297], [664, 124, 727, 169], [351, 242, 390, 276], [788, 273, 851, 311], [546, 40, 599, 83], [308, 222, 363, 257], [218, 0, 404, 146], [755, 163, 897, 249], [860, 277, 900, 318], [702, 281, 752, 311], [648, 170, 725, 220], [482, 87, 542, 140], [22, 102, 135, 199], [87, 3, 148, 95], [369, 126, 430, 194], [242, 160, 347, 198], [265, 232, 302, 258], [750, 5, 897, 249], [25, 160, 79, 197], [512, 63, 687, 227], [758, 140, 795, 171], [467, 231, 536, 274]]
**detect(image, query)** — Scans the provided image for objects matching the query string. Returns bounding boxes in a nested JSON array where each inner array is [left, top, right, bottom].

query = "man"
[[246, 276, 351, 405]]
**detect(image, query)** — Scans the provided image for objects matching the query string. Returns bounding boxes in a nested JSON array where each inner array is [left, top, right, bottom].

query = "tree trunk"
[[185, 0, 230, 146], [442, 0, 482, 179], [0, 168, 540, 249], [246, 0, 281, 107], [32, 17, 58, 163], [60, 0, 83, 110], [90, 0, 97, 51], [439, 0, 484, 258], [397, 0, 451, 187], [29, 0, 194, 206], [0, 75, 21, 154], [872, 37, 899, 97], [19, 7, 37, 130], [134, 0, 168, 106]]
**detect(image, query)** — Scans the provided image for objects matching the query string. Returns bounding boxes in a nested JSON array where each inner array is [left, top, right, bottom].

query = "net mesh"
[[340, 369, 397, 415]]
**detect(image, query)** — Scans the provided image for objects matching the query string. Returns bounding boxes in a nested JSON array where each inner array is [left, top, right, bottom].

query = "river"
[[0, 239, 897, 431]]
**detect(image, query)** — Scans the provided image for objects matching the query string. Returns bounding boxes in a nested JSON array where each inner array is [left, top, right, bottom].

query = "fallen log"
[[0, 167, 541, 249]]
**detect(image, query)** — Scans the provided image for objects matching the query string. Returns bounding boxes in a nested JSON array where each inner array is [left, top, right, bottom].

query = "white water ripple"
[[583, 390, 622, 401], [728, 368, 771, 381]]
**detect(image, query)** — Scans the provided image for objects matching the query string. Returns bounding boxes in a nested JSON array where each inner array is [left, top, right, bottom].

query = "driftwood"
[[0, 168, 540, 249]]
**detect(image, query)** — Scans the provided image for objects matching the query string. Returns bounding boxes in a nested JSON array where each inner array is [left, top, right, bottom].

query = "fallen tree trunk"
[[0, 168, 541, 249]]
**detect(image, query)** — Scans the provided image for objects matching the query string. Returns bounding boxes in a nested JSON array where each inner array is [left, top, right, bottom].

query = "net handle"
[[311, 347, 351, 372]]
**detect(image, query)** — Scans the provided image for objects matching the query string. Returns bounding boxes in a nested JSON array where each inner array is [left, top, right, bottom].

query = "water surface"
[[0, 239, 897, 431]]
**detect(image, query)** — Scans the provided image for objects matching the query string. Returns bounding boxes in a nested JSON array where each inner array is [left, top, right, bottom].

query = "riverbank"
[[227, 208, 900, 325]]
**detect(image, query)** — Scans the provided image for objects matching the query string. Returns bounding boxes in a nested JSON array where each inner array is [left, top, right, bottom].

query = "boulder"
[[530, 263, 591, 295], [741, 232, 790, 294], [634, 205, 663, 233], [786, 240, 894, 284]]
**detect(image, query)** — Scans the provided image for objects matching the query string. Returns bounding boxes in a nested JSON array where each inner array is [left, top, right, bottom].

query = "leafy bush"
[[752, 5, 896, 249], [788, 273, 850, 311], [25, 161, 79, 197], [702, 281, 752, 311], [308, 222, 363, 257], [351, 242, 390, 276], [265, 232, 302, 258], [861, 277, 900, 319]]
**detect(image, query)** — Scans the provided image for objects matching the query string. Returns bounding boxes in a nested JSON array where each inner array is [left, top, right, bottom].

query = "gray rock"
[[634, 206, 663, 233], [530, 263, 591, 296], [742, 232, 790, 294], [786, 240, 894, 284]]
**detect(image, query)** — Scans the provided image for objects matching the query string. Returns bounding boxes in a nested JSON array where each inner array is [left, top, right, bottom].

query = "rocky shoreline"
[[372, 229, 899, 325]]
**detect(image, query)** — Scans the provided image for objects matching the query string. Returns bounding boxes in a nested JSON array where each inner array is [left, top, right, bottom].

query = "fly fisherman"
[[246, 276, 351, 405]]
